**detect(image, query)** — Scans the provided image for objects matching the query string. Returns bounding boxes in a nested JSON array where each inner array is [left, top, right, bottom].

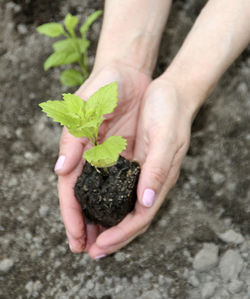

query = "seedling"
[[39, 82, 127, 168], [37, 11, 103, 87]]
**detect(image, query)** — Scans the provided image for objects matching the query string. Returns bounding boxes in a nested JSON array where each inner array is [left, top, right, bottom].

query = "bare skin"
[[55, 0, 250, 258]]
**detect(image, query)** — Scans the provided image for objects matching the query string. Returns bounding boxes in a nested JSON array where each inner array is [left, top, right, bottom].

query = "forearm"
[[93, 0, 172, 75], [162, 0, 250, 115]]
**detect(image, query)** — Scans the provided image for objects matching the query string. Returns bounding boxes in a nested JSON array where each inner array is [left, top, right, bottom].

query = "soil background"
[[0, 0, 249, 298]]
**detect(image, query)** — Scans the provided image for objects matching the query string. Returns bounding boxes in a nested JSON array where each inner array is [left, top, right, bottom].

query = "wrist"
[[93, 0, 171, 76], [93, 31, 160, 76], [160, 67, 211, 121], [160, 0, 250, 120], [161, 64, 217, 119]]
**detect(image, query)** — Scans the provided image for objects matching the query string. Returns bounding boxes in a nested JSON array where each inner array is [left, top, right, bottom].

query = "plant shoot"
[[37, 11, 103, 87], [39, 82, 127, 168]]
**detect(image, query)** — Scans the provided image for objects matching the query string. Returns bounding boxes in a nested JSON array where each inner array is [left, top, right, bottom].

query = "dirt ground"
[[0, 1, 249, 298]]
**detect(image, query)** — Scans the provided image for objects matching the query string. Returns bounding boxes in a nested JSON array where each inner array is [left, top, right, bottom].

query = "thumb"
[[137, 138, 177, 208], [54, 127, 87, 175]]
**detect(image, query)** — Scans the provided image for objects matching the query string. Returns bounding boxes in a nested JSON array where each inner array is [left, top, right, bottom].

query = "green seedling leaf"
[[39, 94, 98, 140], [62, 93, 86, 114], [37, 23, 64, 37], [53, 38, 76, 52], [44, 51, 67, 70], [39, 100, 80, 127], [80, 10, 103, 37], [63, 50, 80, 65], [37, 11, 102, 87], [84, 136, 127, 167], [39, 82, 126, 167], [44, 49, 80, 70], [60, 69, 84, 87], [68, 119, 99, 139], [86, 81, 118, 118], [64, 13, 79, 36], [53, 38, 88, 53]]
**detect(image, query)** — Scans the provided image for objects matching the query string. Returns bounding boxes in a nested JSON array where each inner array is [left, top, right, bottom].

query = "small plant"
[[37, 11, 103, 87], [39, 82, 127, 168]]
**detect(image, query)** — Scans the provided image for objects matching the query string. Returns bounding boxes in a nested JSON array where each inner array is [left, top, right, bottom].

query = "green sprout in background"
[[39, 82, 127, 168], [37, 11, 103, 87]]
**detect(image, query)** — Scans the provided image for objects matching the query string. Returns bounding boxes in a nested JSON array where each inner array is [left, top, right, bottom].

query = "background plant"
[[37, 11, 103, 87], [39, 82, 127, 168]]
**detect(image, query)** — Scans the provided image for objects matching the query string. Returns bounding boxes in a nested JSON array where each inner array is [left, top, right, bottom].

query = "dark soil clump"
[[74, 156, 140, 228], [13, 0, 65, 26]]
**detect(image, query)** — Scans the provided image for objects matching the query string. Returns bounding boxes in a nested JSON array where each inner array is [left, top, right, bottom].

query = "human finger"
[[58, 159, 86, 253]]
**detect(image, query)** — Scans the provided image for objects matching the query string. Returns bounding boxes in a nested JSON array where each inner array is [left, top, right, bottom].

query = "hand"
[[55, 64, 151, 254], [87, 77, 194, 258]]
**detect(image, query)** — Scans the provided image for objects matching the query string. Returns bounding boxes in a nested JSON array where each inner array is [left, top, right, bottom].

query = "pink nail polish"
[[142, 189, 155, 207], [95, 254, 106, 260], [54, 156, 65, 171]]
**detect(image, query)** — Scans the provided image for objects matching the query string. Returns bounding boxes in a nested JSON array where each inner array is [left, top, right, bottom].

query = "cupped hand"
[[55, 64, 151, 254], [87, 77, 194, 258]]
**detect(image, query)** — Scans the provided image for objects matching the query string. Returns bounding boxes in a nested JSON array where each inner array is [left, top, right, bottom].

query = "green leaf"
[[39, 100, 80, 127], [68, 120, 99, 139], [37, 23, 64, 37], [84, 136, 127, 167], [44, 49, 80, 70], [39, 95, 98, 141], [86, 82, 118, 118], [53, 38, 89, 54], [53, 38, 76, 52], [60, 69, 84, 87], [44, 51, 67, 70], [64, 13, 79, 36], [62, 93, 86, 115], [63, 50, 80, 64], [39, 82, 122, 149], [80, 10, 103, 37]]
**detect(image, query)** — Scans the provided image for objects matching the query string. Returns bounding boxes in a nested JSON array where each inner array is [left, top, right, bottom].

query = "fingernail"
[[54, 155, 65, 171], [142, 189, 155, 207], [95, 254, 106, 260]]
